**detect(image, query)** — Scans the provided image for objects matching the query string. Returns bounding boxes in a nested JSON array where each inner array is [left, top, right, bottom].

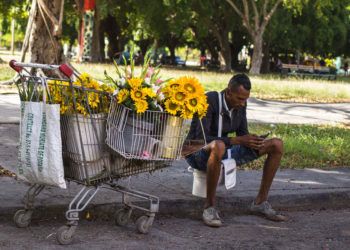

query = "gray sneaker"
[[249, 201, 287, 222], [202, 207, 222, 227]]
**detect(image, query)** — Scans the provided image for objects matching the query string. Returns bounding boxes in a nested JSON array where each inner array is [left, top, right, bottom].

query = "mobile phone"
[[259, 132, 270, 139]]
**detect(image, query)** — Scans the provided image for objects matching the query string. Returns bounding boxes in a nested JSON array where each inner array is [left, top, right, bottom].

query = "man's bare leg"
[[205, 140, 226, 208], [255, 138, 283, 204]]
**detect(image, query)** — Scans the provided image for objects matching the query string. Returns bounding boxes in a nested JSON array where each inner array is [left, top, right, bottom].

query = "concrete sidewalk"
[[1, 123, 350, 219]]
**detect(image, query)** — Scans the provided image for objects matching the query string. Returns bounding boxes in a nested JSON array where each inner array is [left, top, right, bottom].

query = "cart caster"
[[56, 225, 76, 245], [13, 209, 32, 228], [136, 215, 153, 234], [114, 208, 132, 226]]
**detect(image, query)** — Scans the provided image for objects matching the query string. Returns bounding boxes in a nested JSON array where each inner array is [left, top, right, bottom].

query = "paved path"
[[0, 94, 349, 125]]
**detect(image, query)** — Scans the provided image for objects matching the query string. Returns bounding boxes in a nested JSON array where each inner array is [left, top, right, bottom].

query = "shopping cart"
[[9, 61, 190, 245]]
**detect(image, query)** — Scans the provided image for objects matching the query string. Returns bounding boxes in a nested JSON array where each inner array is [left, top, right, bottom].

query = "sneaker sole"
[[249, 211, 288, 222], [203, 219, 222, 227]]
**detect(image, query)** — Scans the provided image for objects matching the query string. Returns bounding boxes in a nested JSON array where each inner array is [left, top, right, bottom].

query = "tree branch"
[[263, 0, 269, 18], [225, 0, 254, 36], [261, 0, 282, 32], [250, 0, 260, 30], [242, 0, 255, 35], [225, 0, 244, 19], [37, 0, 59, 26]]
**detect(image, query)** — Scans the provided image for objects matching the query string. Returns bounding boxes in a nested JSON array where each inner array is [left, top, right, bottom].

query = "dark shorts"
[[185, 145, 259, 171]]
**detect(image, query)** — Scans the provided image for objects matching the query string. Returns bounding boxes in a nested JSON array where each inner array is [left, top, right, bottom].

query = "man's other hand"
[[232, 135, 265, 150]]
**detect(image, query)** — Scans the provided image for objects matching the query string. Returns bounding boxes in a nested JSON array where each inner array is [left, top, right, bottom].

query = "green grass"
[[71, 63, 350, 103], [0, 63, 14, 81], [1, 61, 350, 103], [244, 123, 350, 169]]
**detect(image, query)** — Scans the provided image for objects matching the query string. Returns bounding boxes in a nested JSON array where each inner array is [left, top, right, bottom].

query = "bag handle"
[[217, 92, 232, 159], [217, 91, 222, 137]]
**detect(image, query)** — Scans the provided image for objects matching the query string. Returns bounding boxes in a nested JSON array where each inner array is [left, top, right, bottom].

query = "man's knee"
[[271, 138, 283, 155], [209, 140, 226, 158]]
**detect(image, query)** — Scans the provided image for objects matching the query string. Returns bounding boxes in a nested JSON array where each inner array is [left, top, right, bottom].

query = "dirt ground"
[[1, 208, 350, 249]]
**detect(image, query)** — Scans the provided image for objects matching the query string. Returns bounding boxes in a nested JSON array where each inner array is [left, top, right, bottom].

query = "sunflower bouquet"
[[161, 76, 208, 119], [48, 72, 115, 115], [104, 51, 166, 114]]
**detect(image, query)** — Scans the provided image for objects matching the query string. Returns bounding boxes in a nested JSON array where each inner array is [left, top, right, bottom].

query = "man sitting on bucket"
[[184, 73, 287, 227]]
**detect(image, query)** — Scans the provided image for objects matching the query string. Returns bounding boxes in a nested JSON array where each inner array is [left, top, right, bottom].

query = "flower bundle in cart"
[[104, 51, 208, 161]]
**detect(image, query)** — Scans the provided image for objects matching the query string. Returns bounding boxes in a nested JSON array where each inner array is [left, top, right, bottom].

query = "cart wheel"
[[13, 209, 32, 228], [114, 208, 131, 226], [56, 225, 75, 245], [136, 216, 151, 234]]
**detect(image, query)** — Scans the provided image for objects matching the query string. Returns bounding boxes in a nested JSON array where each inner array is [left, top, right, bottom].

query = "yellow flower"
[[171, 90, 187, 105], [185, 97, 199, 112], [180, 106, 194, 119], [76, 103, 88, 116], [117, 89, 129, 103], [197, 101, 208, 118], [101, 83, 115, 93], [131, 88, 146, 101], [143, 87, 156, 98], [164, 99, 179, 115], [179, 76, 203, 98], [135, 100, 148, 113], [167, 79, 181, 90], [127, 77, 143, 88], [88, 92, 100, 108], [87, 79, 100, 91], [60, 105, 68, 114]]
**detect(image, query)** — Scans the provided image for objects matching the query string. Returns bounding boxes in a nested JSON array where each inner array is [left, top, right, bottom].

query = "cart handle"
[[9, 60, 74, 78], [59, 64, 74, 78], [9, 60, 23, 73]]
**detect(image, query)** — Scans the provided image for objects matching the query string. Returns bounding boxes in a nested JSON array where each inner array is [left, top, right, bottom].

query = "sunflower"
[[117, 89, 129, 103], [164, 99, 180, 115], [127, 77, 143, 88], [131, 88, 146, 101], [180, 106, 194, 119], [87, 79, 101, 91], [167, 79, 181, 90], [179, 76, 203, 97], [185, 97, 200, 112], [135, 100, 148, 113], [197, 101, 209, 118], [171, 90, 188, 105]]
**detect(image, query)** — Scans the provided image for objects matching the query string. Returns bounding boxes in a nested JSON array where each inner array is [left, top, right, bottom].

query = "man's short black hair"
[[228, 73, 251, 91]]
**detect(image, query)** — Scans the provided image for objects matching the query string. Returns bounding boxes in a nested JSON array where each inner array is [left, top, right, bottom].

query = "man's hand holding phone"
[[259, 132, 271, 139], [233, 134, 265, 150]]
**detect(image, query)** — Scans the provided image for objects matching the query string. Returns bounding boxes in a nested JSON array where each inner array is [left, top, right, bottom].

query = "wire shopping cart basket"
[[9, 60, 190, 245], [106, 98, 189, 177]]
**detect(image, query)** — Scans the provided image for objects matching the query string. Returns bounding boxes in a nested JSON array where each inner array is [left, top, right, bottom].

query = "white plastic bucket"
[[66, 113, 107, 162], [189, 167, 207, 198]]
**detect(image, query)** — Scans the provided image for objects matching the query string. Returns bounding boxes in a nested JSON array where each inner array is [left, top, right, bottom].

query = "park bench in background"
[[281, 63, 336, 80]]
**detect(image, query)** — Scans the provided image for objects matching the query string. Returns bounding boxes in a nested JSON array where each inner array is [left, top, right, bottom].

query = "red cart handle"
[[9, 60, 23, 73], [59, 64, 74, 78]]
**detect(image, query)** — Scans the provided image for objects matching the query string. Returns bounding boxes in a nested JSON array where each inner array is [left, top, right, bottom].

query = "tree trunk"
[[29, 0, 64, 64], [260, 41, 270, 73], [91, 7, 103, 62], [249, 33, 263, 74], [213, 27, 231, 71], [102, 15, 120, 60], [168, 44, 176, 65], [219, 39, 232, 72]]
